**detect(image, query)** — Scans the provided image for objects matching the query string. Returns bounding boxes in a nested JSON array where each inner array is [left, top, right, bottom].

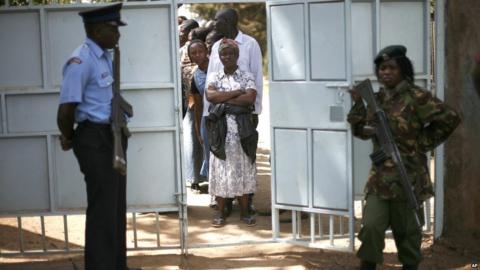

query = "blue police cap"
[[374, 45, 407, 65], [79, 3, 127, 26]]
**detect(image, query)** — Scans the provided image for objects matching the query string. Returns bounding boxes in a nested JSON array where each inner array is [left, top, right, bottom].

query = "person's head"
[[204, 20, 215, 32], [213, 8, 238, 38], [205, 30, 223, 55], [188, 39, 208, 66], [218, 38, 239, 70], [188, 27, 210, 42], [79, 3, 126, 49], [374, 45, 414, 88], [179, 19, 199, 46], [178, 15, 187, 25]]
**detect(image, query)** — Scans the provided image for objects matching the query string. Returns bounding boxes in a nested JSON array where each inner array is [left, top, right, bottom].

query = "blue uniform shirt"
[[59, 38, 114, 124]]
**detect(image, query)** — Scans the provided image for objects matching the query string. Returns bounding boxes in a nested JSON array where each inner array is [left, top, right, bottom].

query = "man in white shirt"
[[204, 8, 263, 215], [204, 8, 263, 123]]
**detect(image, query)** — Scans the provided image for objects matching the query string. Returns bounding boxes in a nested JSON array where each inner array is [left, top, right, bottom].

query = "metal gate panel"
[[380, 1, 427, 74], [0, 3, 183, 216], [351, 1, 374, 77], [117, 6, 173, 85], [310, 2, 347, 80], [270, 3, 305, 80], [274, 129, 308, 206], [0, 11, 42, 88], [125, 132, 177, 208], [312, 130, 348, 210], [268, 0, 354, 251], [269, 82, 348, 129], [53, 142, 86, 210], [123, 89, 175, 128], [0, 137, 50, 213], [6, 93, 58, 133]]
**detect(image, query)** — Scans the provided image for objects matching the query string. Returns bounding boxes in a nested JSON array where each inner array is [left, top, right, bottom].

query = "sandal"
[[241, 216, 256, 227], [211, 214, 226, 227]]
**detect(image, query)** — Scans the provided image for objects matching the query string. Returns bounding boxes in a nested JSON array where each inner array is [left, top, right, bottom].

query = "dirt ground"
[[0, 147, 477, 269]]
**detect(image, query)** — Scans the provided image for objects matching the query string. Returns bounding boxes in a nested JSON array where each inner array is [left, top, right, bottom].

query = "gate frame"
[[0, 0, 446, 257]]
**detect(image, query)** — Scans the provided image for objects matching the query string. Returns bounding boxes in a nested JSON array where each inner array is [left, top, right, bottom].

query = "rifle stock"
[[355, 79, 422, 229], [111, 45, 133, 175]]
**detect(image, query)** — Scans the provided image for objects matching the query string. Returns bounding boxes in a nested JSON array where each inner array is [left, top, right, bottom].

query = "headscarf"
[[218, 38, 239, 56]]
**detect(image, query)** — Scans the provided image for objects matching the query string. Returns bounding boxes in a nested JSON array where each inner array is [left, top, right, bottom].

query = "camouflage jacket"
[[347, 80, 460, 201]]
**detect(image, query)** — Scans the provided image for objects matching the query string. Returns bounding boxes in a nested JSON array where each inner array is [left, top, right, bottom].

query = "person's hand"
[[60, 135, 73, 151], [348, 88, 362, 103]]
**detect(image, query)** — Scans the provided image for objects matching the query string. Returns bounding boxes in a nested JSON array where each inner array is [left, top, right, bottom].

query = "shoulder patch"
[[68, 57, 82, 65]]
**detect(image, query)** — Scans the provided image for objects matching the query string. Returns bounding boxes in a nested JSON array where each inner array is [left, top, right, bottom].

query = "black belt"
[[78, 120, 111, 129]]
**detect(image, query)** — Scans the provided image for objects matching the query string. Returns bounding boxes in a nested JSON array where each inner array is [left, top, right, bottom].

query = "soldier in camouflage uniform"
[[348, 45, 460, 270]]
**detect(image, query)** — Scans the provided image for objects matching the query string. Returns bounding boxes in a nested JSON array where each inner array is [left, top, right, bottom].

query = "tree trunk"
[[443, 0, 480, 248]]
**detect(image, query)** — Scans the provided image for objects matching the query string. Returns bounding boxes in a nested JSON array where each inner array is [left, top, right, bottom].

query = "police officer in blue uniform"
[[56, 4, 133, 270]]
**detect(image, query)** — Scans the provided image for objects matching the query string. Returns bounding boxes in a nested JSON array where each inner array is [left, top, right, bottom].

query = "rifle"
[[355, 79, 422, 229], [111, 45, 133, 175]]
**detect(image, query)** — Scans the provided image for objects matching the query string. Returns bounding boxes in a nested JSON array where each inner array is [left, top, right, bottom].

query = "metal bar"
[[40, 216, 47, 251], [434, 0, 445, 240], [346, 0, 355, 253], [46, 134, 56, 213], [329, 215, 334, 246], [374, 0, 380, 53], [188, 239, 276, 250], [271, 204, 350, 216], [1, 94, 7, 135], [425, 199, 432, 231], [339, 215, 344, 235], [292, 210, 297, 239], [17, 217, 24, 253], [155, 212, 161, 247], [297, 211, 302, 238], [318, 213, 323, 238], [63, 215, 70, 252], [310, 213, 315, 243], [132, 212, 138, 249], [272, 208, 280, 239]]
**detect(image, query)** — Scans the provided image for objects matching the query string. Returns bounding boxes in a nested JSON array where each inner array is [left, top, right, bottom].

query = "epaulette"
[[412, 87, 431, 105], [68, 57, 82, 65]]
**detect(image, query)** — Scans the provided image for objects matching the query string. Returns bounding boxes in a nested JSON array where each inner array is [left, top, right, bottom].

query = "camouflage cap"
[[374, 45, 407, 65]]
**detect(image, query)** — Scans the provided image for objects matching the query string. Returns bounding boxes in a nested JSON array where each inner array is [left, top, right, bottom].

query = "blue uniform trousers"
[[73, 121, 127, 270]]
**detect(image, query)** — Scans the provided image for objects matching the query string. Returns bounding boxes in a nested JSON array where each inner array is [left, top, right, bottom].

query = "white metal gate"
[[0, 0, 438, 257], [267, 0, 433, 252], [0, 1, 186, 255]]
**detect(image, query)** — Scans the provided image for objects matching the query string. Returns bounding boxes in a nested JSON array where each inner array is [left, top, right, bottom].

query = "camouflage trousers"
[[357, 194, 424, 266]]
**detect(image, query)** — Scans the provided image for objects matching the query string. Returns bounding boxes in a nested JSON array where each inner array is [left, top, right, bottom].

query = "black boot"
[[402, 265, 418, 270], [360, 260, 376, 270]]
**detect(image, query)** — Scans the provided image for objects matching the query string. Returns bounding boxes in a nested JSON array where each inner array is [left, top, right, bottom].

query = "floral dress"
[[206, 68, 257, 198]]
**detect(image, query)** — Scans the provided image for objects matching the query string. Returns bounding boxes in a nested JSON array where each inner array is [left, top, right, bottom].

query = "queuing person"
[[179, 19, 205, 189], [188, 40, 210, 189], [56, 4, 135, 269], [178, 15, 187, 26], [205, 30, 223, 56], [205, 8, 263, 215], [348, 45, 460, 270], [206, 38, 258, 227], [188, 27, 210, 43]]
